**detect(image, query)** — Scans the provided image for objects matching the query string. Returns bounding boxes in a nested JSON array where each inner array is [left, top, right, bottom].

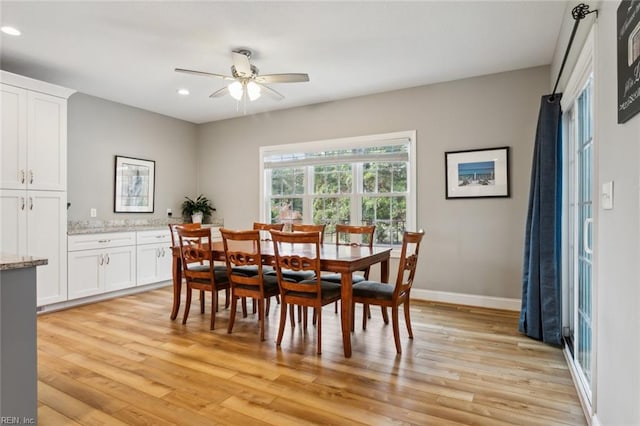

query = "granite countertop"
[[0, 253, 48, 271], [67, 218, 224, 235]]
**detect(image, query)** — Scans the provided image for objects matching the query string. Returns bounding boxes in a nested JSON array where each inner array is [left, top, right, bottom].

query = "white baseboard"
[[411, 289, 521, 311], [37, 281, 172, 314], [591, 414, 601, 426]]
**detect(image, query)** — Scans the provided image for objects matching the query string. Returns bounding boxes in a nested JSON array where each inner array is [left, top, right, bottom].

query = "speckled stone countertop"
[[67, 218, 224, 235], [0, 253, 48, 271]]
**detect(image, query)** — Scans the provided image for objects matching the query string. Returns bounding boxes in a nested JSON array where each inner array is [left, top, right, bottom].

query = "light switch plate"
[[602, 181, 613, 210], [90, 208, 97, 217]]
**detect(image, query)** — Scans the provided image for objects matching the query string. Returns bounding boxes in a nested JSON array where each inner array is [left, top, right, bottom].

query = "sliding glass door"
[[563, 57, 595, 411]]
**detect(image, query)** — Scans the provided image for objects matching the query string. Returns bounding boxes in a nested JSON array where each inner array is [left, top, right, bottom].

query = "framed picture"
[[114, 155, 155, 212], [445, 146, 510, 199], [618, 0, 640, 123]]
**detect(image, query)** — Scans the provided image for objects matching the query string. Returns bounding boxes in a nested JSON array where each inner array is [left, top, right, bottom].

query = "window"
[[260, 131, 416, 246]]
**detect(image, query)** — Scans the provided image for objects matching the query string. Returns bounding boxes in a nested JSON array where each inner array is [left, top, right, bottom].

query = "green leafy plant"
[[181, 195, 215, 222]]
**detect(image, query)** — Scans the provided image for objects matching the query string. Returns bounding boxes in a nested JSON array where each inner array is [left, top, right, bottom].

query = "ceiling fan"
[[175, 49, 309, 102]]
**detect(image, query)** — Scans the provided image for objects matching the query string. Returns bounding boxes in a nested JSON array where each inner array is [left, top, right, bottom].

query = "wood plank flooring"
[[37, 286, 586, 425]]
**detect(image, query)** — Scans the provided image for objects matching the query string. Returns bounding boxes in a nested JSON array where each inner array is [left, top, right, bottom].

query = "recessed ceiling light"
[[1, 26, 21, 36], [177, 88, 190, 96]]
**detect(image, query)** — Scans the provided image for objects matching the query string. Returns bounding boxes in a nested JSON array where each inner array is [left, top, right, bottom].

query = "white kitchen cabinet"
[[0, 189, 68, 306], [1, 71, 74, 307], [136, 229, 172, 286], [67, 232, 136, 300], [1, 72, 73, 191]]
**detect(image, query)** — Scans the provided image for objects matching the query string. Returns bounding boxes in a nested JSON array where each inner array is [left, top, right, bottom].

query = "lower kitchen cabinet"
[[67, 232, 136, 300], [136, 229, 173, 286]]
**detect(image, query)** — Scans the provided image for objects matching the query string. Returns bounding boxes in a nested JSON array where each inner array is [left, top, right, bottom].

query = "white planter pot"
[[191, 212, 203, 224]]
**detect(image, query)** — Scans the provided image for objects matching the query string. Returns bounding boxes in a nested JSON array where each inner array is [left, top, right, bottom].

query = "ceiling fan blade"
[[255, 73, 310, 84], [175, 68, 234, 80], [232, 51, 252, 76], [209, 87, 228, 98], [256, 82, 285, 101]]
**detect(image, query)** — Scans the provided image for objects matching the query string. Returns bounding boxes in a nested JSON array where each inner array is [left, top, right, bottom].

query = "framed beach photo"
[[445, 147, 510, 199], [114, 155, 155, 212]]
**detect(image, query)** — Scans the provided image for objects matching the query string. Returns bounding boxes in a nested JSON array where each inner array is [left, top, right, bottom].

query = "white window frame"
[[259, 130, 417, 250]]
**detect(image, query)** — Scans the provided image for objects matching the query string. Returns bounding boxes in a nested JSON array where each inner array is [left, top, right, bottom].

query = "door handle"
[[20, 169, 25, 184], [29, 197, 33, 210], [105, 254, 110, 265], [29, 170, 34, 184], [20, 197, 25, 210], [583, 218, 593, 255], [99, 254, 104, 266]]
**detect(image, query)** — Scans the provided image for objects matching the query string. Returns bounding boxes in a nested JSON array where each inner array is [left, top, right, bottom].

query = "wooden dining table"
[[170, 240, 391, 357]]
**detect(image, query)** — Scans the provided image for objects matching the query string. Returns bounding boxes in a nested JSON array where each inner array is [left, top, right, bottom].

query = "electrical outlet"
[[167, 208, 172, 217], [90, 208, 97, 217]]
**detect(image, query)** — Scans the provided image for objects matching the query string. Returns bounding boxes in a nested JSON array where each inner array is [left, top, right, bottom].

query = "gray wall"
[[67, 93, 198, 221], [196, 66, 548, 300], [588, 2, 637, 424], [552, 1, 640, 423]]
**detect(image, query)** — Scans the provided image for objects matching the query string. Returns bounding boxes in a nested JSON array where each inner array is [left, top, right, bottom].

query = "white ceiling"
[[0, 1, 567, 124]]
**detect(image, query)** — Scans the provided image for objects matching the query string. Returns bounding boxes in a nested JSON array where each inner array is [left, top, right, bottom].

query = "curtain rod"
[[549, 3, 598, 103]]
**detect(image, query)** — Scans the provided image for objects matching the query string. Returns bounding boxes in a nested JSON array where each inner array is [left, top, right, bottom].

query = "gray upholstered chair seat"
[[232, 273, 280, 292], [291, 279, 342, 301], [265, 269, 315, 282], [231, 265, 274, 277], [352, 280, 394, 301]]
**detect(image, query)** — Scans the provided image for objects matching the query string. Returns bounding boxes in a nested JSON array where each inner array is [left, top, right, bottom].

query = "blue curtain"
[[519, 94, 563, 346]]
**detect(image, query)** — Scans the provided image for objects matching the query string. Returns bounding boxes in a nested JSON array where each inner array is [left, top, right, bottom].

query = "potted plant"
[[181, 194, 215, 223]]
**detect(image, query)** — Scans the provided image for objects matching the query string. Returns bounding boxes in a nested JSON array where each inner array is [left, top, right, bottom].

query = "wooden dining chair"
[[168, 222, 201, 247], [351, 230, 424, 354], [220, 228, 280, 341], [270, 229, 342, 354], [177, 227, 230, 330], [170, 223, 202, 312], [321, 224, 376, 314], [265, 223, 325, 283]]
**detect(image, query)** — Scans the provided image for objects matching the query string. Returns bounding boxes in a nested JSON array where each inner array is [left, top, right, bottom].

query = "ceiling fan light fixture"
[[247, 81, 261, 101], [228, 81, 243, 100]]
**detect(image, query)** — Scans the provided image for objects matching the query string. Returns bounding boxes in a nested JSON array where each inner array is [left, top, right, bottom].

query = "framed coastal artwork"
[[114, 155, 155, 212], [445, 147, 510, 199]]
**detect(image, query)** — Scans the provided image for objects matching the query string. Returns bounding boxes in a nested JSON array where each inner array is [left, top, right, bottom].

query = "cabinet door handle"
[[105, 254, 110, 265], [20, 197, 25, 210], [156, 248, 161, 258], [156, 235, 164, 239], [97, 239, 110, 244], [162, 248, 166, 257], [29, 197, 33, 210], [29, 170, 34, 184], [99, 254, 104, 265], [20, 169, 25, 184]]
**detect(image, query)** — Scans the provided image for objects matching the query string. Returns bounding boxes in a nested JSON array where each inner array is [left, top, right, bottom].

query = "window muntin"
[[261, 132, 415, 247]]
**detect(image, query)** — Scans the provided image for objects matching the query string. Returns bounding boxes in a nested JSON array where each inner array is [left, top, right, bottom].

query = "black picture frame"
[[114, 155, 155, 213], [617, 0, 640, 123], [445, 146, 510, 199]]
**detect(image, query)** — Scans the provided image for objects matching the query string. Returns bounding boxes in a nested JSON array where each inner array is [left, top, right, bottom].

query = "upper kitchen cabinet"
[[1, 71, 75, 191]]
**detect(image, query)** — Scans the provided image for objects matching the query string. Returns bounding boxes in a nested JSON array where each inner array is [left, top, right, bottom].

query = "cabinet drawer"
[[68, 232, 136, 251], [136, 229, 172, 245]]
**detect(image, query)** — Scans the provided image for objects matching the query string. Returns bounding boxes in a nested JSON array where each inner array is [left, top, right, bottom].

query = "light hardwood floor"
[[37, 286, 586, 425]]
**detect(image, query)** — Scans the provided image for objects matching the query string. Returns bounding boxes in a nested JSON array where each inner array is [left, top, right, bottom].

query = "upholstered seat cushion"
[[187, 263, 227, 273], [186, 268, 229, 285], [320, 272, 366, 284], [352, 281, 393, 301], [265, 269, 315, 282], [289, 279, 342, 301], [231, 265, 274, 277], [232, 273, 280, 292]]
